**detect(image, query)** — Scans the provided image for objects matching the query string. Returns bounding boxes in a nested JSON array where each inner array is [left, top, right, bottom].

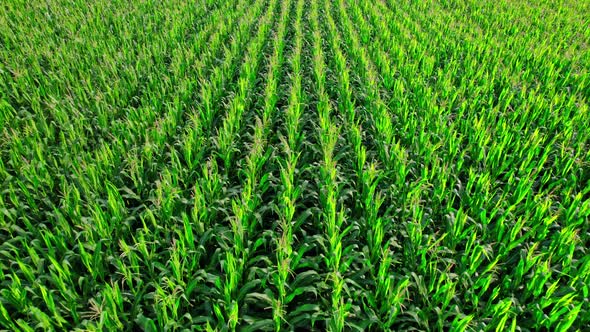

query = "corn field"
[[1, 0, 589, 330]]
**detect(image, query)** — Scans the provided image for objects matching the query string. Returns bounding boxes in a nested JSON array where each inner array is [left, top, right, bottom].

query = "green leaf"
[[135, 314, 158, 332]]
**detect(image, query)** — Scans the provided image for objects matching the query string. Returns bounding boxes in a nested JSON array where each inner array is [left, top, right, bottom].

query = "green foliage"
[[1, 0, 589, 330]]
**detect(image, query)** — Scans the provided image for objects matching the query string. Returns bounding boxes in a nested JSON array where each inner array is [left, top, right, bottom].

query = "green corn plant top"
[[1, 0, 589, 330]]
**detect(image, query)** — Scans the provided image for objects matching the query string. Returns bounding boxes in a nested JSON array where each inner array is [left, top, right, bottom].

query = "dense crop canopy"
[[1, 0, 589, 330]]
